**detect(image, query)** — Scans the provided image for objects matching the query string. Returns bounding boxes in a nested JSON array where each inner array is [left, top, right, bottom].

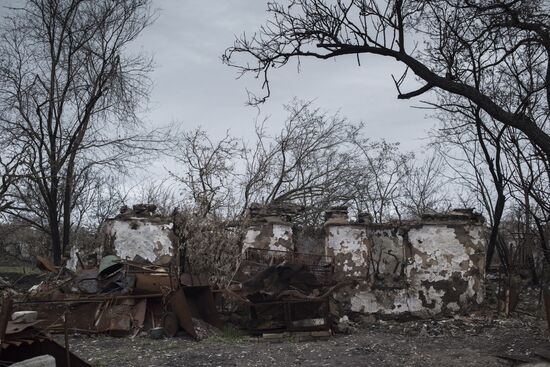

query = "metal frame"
[[247, 297, 330, 334]]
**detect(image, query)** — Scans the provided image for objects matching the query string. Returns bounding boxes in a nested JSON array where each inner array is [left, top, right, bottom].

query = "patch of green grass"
[[0, 265, 41, 274], [209, 325, 247, 343]]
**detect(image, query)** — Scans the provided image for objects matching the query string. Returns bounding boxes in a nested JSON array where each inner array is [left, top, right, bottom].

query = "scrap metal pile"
[[12, 255, 221, 340], [1, 295, 91, 367], [227, 247, 342, 334]]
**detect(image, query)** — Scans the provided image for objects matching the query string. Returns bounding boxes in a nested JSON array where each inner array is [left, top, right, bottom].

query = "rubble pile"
[[225, 247, 342, 334], [11, 252, 222, 341]]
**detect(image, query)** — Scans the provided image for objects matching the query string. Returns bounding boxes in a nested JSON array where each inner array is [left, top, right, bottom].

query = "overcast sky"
[[0, 1, 439, 179], [134, 1, 438, 168]]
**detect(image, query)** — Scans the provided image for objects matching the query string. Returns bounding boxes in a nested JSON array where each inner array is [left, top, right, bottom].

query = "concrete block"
[[11, 355, 56, 367]]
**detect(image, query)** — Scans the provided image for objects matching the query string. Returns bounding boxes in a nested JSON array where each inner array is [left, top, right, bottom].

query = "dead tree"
[[399, 152, 451, 219], [241, 100, 362, 226], [224, 0, 550, 158], [170, 128, 242, 219], [0, 0, 159, 264], [432, 101, 512, 269], [349, 139, 412, 223], [0, 146, 25, 214]]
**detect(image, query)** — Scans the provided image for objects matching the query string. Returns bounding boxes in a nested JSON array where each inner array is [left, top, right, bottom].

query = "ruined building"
[[67, 204, 175, 270], [242, 206, 486, 319]]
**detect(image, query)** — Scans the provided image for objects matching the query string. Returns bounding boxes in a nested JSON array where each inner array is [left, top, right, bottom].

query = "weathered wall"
[[242, 222, 294, 253], [241, 204, 295, 253], [369, 226, 407, 285], [103, 218, 174, 262], [325, 224, 369, 278], [327, 210, 486, 318], [68, 215, 175, 270]]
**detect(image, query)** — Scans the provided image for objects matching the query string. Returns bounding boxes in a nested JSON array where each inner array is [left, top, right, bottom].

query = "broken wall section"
[[67, 204, 175, 270], [242, 204, 295, 254], [324, 207, 369, 279], [326, 209, 486, 318]]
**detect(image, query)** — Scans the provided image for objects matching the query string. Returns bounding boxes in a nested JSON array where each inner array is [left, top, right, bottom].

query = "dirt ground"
[[64, 313, 549, 367]]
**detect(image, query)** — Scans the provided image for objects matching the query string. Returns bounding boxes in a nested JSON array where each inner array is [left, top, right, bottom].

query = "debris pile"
[[14, 254, 221, 340], [226, 247, 341, 334], [1, 294, 91, 366]]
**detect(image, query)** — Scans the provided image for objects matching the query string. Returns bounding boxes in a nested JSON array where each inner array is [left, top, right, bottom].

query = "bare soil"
[[65, 313, 549, 367]]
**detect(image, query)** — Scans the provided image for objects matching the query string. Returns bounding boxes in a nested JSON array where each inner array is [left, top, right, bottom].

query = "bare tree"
[[170, 128, 242, 218], [241, 100, 361, 225], [399, 151, 451, 218], [224, 0, 550, 157], [505, 131, 550, 263], [0, 0, 159, 264], [0, 145, 24, 214], [351, 139, 412, 223]]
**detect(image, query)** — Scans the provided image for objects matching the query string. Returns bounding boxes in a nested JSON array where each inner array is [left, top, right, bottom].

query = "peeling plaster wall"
[[242, 222, 294, 253], [330, 219, 485, 318], [406, 224, 485, 313], [242, 228, 262, 254], [271, 224, 293, 251], [325, 225, 369, 278], [103, 218, 174, 262], [369, 228, 406, 281]]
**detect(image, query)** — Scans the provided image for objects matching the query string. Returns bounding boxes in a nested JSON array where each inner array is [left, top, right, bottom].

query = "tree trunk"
[[485, 191, 506, 270], [62, 155, 77, 258], [49, 212, 62, 265]]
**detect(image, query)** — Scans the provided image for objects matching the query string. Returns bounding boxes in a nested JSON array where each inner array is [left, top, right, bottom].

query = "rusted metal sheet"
[[94, 303, 133, 333], [132, 299, 147, 331], [135, 273, 172, 293], [14, 254, 221, 339], [183, 286, 222, 329], [93, 299, 147, 335], [168, 288, 197, 339]]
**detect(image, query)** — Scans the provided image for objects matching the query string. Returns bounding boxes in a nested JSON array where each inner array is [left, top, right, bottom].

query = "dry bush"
[[173, 209, 244, 288]]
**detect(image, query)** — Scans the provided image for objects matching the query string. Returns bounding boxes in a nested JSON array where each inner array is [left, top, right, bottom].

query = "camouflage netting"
[[173, 210, 244, 288]]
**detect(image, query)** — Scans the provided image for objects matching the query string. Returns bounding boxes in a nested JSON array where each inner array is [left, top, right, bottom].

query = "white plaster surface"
[[107, 219, 174, 262], [349, 223, 485, 317], [370, 229, 404, 276], [242, 228, 261, 254], [242, 223, 293, 253], [326, 226, 368, 277], [269, 224, 292, 251]]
